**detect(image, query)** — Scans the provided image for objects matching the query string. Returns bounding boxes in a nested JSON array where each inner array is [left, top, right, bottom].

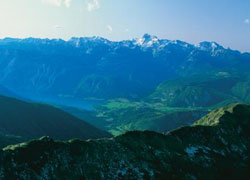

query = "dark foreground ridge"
[[0, 95, 111, 148], [0, 104, 250, 180]]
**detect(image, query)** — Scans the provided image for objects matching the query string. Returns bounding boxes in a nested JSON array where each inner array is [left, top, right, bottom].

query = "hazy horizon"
[[0, 0, 249, 52], [1, 33, 249, 53]]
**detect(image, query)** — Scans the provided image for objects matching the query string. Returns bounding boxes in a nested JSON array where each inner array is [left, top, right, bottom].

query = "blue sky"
[[0, 0, 249, 52]]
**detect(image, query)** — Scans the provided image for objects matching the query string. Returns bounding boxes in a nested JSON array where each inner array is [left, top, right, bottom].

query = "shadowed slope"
[[0, 95, 111, 148]]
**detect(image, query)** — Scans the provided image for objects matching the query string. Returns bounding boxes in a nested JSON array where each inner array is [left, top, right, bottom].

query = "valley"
[[0, 35, 249, 136]]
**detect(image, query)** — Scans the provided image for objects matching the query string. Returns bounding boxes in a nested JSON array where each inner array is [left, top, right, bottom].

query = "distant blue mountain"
[[0, 35, 249, 102]]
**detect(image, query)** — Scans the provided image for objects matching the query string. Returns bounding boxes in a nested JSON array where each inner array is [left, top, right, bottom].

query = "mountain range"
[[0, 34, 249, 102], [0, 35, 250, 179]]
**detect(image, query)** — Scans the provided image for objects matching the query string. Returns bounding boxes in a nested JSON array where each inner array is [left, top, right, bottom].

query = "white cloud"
[[107, 25, 113, 33], [87, 0, 100, 12], [42, 0, 62, 7], [42, 0, 71, 8], [53, 25, 62, 29], [64, 0, 72, 8], [244, 19, 250, 24]]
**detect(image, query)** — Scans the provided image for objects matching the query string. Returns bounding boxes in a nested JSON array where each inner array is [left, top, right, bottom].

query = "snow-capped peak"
[[196, 41, 223, 52], [134, 34, 159, 47]]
